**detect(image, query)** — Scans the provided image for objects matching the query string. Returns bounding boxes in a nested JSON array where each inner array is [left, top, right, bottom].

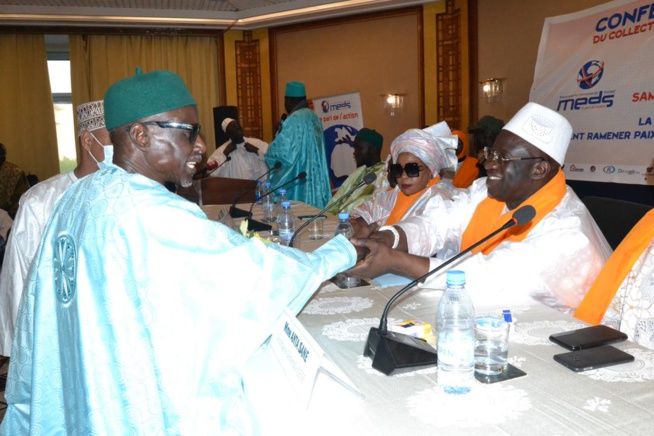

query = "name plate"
[[271, 309, 363, 408]]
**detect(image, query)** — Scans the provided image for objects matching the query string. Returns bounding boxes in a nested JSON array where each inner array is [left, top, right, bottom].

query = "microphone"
[[363, 204, 536, 375], [246, 171, 307, 232], [230, 162, 282, 218], [192, 157, 230, 180], [276, 114, 287, 136], [288, 172, 377, 248]]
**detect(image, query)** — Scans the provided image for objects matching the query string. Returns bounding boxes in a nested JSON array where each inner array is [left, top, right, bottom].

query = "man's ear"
[[127, 123, 150, 150], [531, 159, 552, 181], [79, 131, 93, 152]]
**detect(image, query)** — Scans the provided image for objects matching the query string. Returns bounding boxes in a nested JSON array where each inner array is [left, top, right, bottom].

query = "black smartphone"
[[553, 346, 635, 372], [549, 325, 627, 351]]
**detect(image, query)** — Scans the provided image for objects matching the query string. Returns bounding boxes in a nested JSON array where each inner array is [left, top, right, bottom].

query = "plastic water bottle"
[[334, 212, 361, 288], [277, 201, 296, 246], [437, 270, 475, 394], [275, 189, 288, 222], [255, 181, 264, 205], [262, 182, 275, 222]]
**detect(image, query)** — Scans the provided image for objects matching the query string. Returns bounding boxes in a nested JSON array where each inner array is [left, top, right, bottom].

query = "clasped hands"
[[343, 217, 397, 279]]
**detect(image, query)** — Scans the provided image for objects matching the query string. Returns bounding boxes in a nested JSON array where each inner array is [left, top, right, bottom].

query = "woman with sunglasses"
[[350, 123, 458, 234]]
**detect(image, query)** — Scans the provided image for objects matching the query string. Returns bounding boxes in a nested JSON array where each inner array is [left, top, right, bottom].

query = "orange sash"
[[574, 209, 654, 324], [460, 169, 567, 254], [385, 176, 441, 225], [452, 157, 480, 189]]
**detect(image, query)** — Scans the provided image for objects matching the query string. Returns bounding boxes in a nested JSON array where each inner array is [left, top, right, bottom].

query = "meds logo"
[[321, 100, 330, 113], [577, 60, 605, 90], [603, 165, 616, 174]]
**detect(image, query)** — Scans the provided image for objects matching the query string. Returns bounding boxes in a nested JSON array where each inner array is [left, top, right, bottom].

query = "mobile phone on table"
[[553, 345, 634, 372], [549, 325, 627, 351]]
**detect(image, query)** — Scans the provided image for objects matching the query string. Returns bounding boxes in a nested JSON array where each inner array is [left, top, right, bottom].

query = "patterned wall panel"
[[436, 0, 462, 129], [235, 31, 263, 139]]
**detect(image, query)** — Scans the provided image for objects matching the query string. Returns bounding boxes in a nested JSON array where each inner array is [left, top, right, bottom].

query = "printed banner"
[[531, 0, 654, 184], [311, 92, 364, 188]]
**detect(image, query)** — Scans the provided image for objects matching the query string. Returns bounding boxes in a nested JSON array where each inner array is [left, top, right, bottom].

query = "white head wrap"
[[390, 121, 459, 176], [503, 102, 572, 166], [222, 117, 235, 133], [76, 100, 105, 135]]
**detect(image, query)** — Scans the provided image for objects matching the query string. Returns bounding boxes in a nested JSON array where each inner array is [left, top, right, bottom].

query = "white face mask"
[[88, 131, 114, 164]]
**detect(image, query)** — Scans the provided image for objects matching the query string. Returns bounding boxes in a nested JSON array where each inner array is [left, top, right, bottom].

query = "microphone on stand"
[[246, 171, 307, 232], [230, 162, 282, 218], [192, 157, 231, 180], [288, 172, 377, 248], [363, 205, 536, 375]]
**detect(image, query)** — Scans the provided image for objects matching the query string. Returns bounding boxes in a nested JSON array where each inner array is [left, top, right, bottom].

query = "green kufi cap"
[[285, 81, 306, 98], [356, 128, 383, 150], [104, 68, 197, 130], [468, 115, 505, 133]]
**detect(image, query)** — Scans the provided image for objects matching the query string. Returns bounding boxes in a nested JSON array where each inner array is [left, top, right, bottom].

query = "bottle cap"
[[338, 212, 350, 220], [265, 182, 272, 188], [446, 270, 466, 286], [279, 189, 286, 195], [282, 201, 291, 208]]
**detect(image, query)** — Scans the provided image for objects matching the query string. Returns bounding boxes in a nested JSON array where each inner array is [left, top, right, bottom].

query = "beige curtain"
[[0, 34, 59, 180], [69, 34, 221, 153]]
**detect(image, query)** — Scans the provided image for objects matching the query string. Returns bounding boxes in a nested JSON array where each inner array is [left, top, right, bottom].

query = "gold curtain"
[[0, 34, 59, 180], [69, 34, 220, 152]]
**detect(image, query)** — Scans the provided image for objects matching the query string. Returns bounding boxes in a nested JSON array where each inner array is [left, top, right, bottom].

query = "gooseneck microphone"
[[230, 162, 282, 218], [255, 161, 283, 183], [288, 172, 377, 248], [246, 171, 307, 232], [276, 114, 288, 136], [192, 157, 231, 180], [363, 205, 536, 375]]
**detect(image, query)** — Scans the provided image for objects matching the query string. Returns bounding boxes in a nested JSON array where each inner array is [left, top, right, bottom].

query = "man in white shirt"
[[207, 117, 269, 180], [347, 102, 611, 313], [0, 209, 12, 269], [0, 100, 110, 357]]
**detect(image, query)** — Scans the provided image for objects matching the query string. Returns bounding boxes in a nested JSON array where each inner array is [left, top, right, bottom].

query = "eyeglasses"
[[483, 147, 543, 165], [126, 121, 202, 144], [389, 162, 425, 178]]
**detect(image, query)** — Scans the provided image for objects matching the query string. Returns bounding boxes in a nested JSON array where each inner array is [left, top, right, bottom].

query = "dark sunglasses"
[[126, 121, 202, 144], [390, 162, 424, 178]]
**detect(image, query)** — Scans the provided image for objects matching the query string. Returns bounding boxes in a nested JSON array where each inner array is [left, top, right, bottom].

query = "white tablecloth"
[[200, 203, 654, 434], [244, 281, 654, 435]]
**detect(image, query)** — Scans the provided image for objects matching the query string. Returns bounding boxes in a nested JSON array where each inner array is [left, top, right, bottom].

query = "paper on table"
[[372, 273, 412, 287]]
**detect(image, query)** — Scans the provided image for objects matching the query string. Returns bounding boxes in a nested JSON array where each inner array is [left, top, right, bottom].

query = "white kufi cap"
[[76, 100, 105, 135], [222, 117, 235, 133], [503, 102, 572, 166]]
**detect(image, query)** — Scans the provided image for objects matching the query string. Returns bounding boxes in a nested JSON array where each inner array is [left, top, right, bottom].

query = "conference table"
[[200, 203, 654, 435], [201, 201, 340, 250]]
